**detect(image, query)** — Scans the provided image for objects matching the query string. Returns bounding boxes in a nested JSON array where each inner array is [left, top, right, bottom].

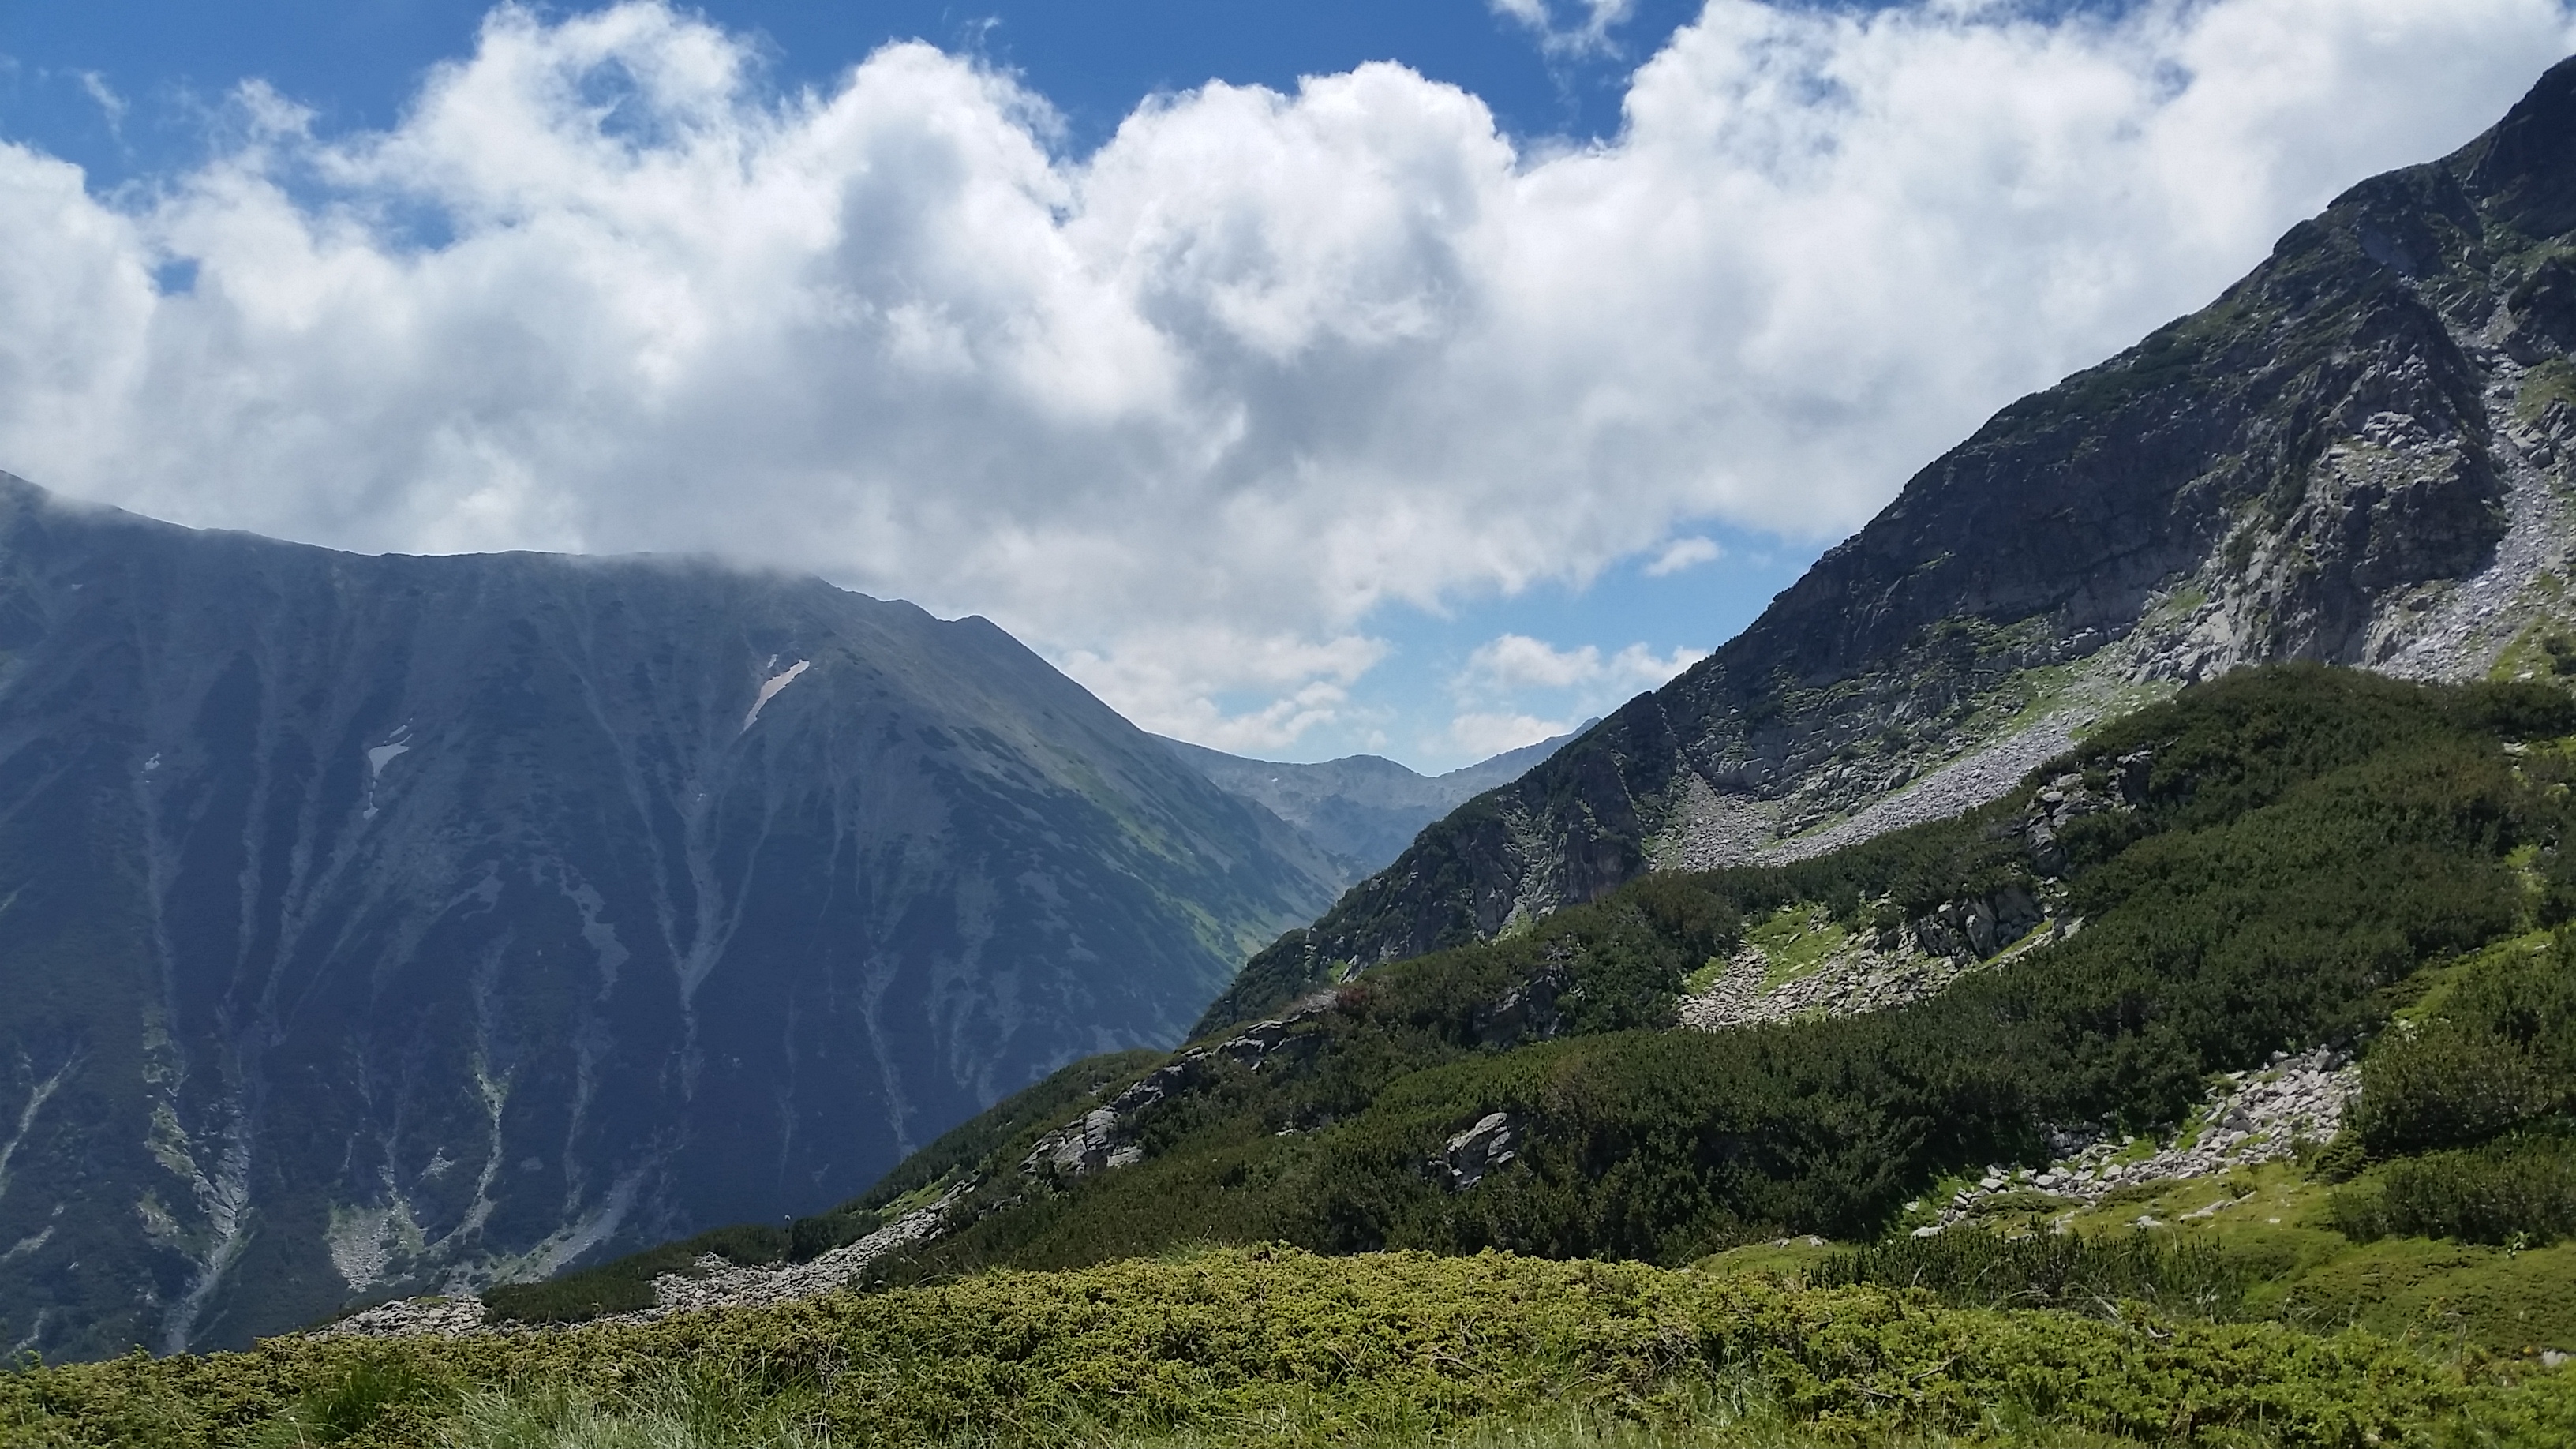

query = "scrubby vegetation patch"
[[13, 1248, 2576, 1447]]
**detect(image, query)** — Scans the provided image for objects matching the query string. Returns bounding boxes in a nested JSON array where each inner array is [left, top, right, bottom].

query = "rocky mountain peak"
[[1198, 53, 2576, 1034], [2466, 54, 2576, 237]]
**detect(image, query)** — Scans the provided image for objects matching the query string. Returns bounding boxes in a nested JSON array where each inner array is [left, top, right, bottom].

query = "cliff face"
[[0, 481, 1339, 1357], [1199, 56, 2576, 1035]]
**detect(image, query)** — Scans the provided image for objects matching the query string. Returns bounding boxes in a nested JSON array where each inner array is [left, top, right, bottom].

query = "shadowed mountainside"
[[0, 477, 1341, 1357]]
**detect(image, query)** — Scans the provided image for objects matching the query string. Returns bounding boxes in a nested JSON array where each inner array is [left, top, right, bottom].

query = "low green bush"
[[256, 1355, 450, 1447], [12, 1248, 2576, 1448], [1816, 1226, 2251, 1318], [2331, 1133, 2576, 1246], [814, 667, 2576, 1291], [2351, 1020, 2564, 1155]]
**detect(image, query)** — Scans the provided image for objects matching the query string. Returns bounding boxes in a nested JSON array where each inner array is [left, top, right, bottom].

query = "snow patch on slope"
[[741, 659, 810, 732]]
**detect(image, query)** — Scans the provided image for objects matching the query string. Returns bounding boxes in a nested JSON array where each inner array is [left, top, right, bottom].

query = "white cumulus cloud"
[[1462, 634, 1611, 692], [1448, 710, 1585, 758], [1645, 535, 1724, 576], [1461, 632, 1705, 692], [1491, 0, 1640, 58], [1449, 634, 1705, 754], [0, 0, 2566, 756]]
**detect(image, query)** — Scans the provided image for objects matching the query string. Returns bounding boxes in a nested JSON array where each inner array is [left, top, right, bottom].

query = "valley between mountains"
[[269, 43, 2576, 1361], [10, 43, 2576, 1449], [0, 472, 1581, 1362], [0, 481, 1380, 1360]]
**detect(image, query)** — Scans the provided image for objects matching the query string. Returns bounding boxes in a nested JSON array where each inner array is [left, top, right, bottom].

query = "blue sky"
[[0, 2, 1709, 178], [0, 2, 2565, 769]]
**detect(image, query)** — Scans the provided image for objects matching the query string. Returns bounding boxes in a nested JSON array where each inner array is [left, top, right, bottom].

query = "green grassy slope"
[[795, 666, 2575, 1287], [13, 1247, 2576, 1447]]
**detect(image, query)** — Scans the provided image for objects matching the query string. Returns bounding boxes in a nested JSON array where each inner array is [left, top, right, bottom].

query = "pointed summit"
[[2466, 52, 2576, 234], [1201, 53, 2576, 1032]]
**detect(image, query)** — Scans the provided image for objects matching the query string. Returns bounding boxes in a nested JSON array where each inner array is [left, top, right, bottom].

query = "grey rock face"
[[1209, 58, 2576, 1028], [1471, 956, 1571, 1049], [1431, 1112, 1522, 1193], [1912, 886, 2044, 963], [1023, 1108, 1140, 1178], [1677, 889, 2082, 1035], [0, 478, 1341, 1358], [2506, 256, 2576, 362], [2018, 754, 2141, 875]]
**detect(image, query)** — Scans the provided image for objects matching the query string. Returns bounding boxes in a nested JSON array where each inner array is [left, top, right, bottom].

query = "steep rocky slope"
[[1200, 54, 2576, 1033], [0, 477, 1340, 1357], [1158, 728, 1585, 882]]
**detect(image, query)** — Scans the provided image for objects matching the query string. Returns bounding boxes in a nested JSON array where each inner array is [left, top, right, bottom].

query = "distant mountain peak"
[[1159, 724, 1591, 884]]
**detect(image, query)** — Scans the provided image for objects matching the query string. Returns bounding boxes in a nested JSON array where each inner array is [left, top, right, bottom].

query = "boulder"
[[1431, 1111, 1524, 1191]]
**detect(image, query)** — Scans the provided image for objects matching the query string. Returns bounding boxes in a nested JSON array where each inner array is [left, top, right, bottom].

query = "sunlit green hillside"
[[19, 665, 2576, 1446]]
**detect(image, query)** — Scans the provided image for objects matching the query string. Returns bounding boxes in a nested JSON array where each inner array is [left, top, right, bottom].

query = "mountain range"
[[9, 44, 2576, 1449], [0, 481, 1353, 1357], [1157, 728, 1586, 885]]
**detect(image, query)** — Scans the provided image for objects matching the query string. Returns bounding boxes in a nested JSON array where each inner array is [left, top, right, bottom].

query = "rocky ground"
[[309, 1294, 486, 1341], [2379, 343, 2576, 683], [1754, 713, 2089, 868], [1907, 1046, 2357, 1234], [1676, 923, 2062, 1033], [316, 1183, 968, 1341]]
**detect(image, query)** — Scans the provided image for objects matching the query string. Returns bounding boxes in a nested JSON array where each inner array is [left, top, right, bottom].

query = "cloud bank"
[[0, 0, 2567, 754]]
